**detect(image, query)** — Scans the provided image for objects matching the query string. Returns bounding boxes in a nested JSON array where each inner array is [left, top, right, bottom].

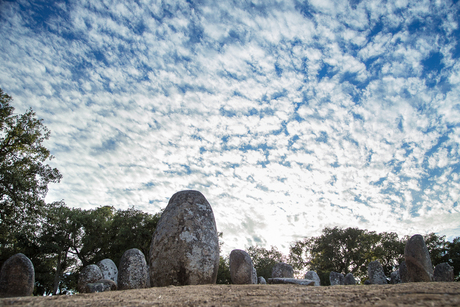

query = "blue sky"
[[1, 0, 460, 256]]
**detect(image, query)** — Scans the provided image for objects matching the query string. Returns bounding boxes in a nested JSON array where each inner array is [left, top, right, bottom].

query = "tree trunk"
[[52, 251, 62, 295]]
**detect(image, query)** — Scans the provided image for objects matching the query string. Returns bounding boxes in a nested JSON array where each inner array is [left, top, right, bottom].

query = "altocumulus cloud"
[[1, 0, 459, 254]]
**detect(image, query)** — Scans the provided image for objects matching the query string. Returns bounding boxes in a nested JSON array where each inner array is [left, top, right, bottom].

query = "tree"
[[445, 237, 460, 281], [247, 246, 285, 281], [0, 88, 62, 268], [37, 201, 82, 295], [289, 227, 405, 285], [107, 207, 161, 266], [216, 256, 232, 284]]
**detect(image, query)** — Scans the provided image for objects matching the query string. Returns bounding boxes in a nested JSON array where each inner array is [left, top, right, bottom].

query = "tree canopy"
[[0, 88, 62, 266]]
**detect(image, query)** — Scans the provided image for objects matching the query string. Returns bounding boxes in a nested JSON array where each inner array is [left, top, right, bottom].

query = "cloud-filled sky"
[[1, 0, 460, 255]]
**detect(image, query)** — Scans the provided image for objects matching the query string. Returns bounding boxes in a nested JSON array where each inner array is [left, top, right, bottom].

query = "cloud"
[[0, 0, 459, 255]]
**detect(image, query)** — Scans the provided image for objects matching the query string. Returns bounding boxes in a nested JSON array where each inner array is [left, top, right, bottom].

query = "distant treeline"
[[217, 227, 460, 285], [1, 203, 160, 295]]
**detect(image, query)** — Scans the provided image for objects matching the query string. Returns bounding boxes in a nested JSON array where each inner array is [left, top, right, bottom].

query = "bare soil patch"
[[1, 282, 459, 306]]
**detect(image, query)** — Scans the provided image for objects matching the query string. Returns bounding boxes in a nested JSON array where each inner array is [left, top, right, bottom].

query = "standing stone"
[[433, 263, 454, 282], [118, 248, 148, 290], [252, 267, 258, 284], [390, 270, 401, 284], [0, 253, 34, 298], [150, 190, 219, 287], [368, 260, 387, 284], [229, 249, 255, 284], [305, 271, 321, 286], [77, 264, 103, 293], [97, 259, 118, 285], [344, 273, 356, 285], [258, 276, 267, 284], [404, 234, 433, 282], [329, 272, 344, 286], [272, 262, 294, 278], [399, 261, 409, 283]]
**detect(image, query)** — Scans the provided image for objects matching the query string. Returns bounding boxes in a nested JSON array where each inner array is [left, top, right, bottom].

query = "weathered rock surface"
[[85, 279, 117, 293], [271, 262, 294, 278], [229, 249, 255, 284], [118, 248, 148, 290], [258, 276, 267, 284], [368, 260, 387, 284], [404, 234, 433, 282], [252, 267, 258, 284], [268, 278, 315, 286], [344, 273, 356, 285], [399, 261, 409, 283], [305, 271, 321, 286], [390, 270, 401, 284], [0, 253, 35, 298], [150, 190, 219, 287], [433, 263, 454, 282], [330, 272, 344, 286], [77, 264, 103, 293], [97, 259, 118, 285]]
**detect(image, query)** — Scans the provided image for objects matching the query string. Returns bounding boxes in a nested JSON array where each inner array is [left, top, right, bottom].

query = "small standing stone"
[[252, 267, 258, 284], [77, 264, 103, 293], [258, 276, 267, 284], [229, 249, 255, 284], [85, 279, 117, 293], [344, 273, 356, 285], [390, 270, 401, 284], [271, 262, 294, 278], [329, 272, 344, 286], [0, 253, 35, 298], [404, 234, 433, 282], [118, 248, 148, 290], [399, 261, 409, 283], [433, 263, 454, 282], [305, 271, 321, 286], [368, 261, 387, 284], [97, 259, 118, 285]]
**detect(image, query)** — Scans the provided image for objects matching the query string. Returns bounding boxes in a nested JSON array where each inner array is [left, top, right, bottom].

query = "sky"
[[1, 0, 460, 256]]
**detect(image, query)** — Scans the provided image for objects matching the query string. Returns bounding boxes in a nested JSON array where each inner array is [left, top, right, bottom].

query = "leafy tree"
[[216, 256, 232, 284], [445, 237, 460, 281], [0, 88, 62, 268], [289, 227, 405, 285], [107, 207, 161, 266], [37, 201, 82, 295], [247, 246, 285, 281]]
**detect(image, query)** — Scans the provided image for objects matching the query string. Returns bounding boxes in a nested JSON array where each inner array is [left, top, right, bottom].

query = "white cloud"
[[0, 0, 459, 256]]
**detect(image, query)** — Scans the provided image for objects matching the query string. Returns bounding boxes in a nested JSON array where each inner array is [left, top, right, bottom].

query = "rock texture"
[[77, 264, 103, 293], [368, 261, 387, 284], [0, 253, 35, 298], [118, 248, 148, 290], [329, 272, 344, 286], [271, 262, 294, 278], [268, 278, 315, 286], [229, 249, 255, 284], [344, 273, 356, 285], [252, 267, 258, 284], [390, 270, 401, 284], [404, 234, 433, 282], [433, 263, 454, 282], [305, 271, 321, 286], [400, 261, 409, 283], [85, 279, 117, 293], [97, 259, 118, 285], [150, 190, 219, 287]]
